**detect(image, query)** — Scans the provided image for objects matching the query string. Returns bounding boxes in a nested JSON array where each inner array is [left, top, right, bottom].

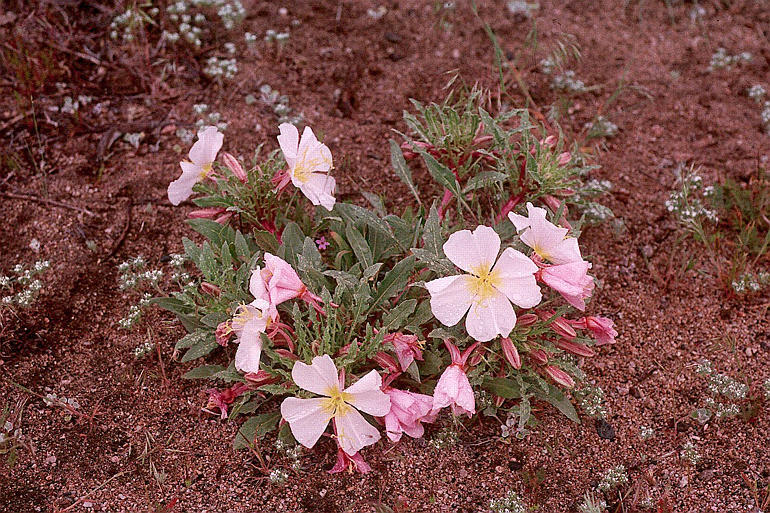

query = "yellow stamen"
[[321, 387, 352, 417], [199, 162, 214, 180], [292, 145, 332, 183], [467, 265, 502, 302]]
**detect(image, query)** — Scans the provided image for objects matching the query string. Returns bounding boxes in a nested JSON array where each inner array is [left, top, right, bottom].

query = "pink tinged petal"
[[296, 126, 321, 162], [344, 370, 391, 417], [432, 365, 475, 416], [545, 366, 575, 388], [586, 316, 617, 345], [508, 211, 531, 231], [442, 225, 501, 274], [291, 354, 339, 396], [335, 408, 381, 456], [491, 248, 542, 308], [280, 397, 332, 449], [465, 289, 516, 342], [297, 173, 336, 211], [248, 267, 270, 303], [168, 161, 203, 205], [234, 327, 263, 373], [189, 126, 223, 165], [425, 275, 474, 327], [540, 262, 593, 311], [277, 122, 299, 167], [549, 237, 583, 265]]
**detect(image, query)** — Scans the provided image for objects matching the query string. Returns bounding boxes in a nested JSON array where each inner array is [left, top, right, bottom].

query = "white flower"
[[168, 126, 223, 205], [277, 123, 336, 210], [425, 225, 542, 342], [509, 202, 582, 264], [280, 355, 390, 455], [231, 299, 271, 374]]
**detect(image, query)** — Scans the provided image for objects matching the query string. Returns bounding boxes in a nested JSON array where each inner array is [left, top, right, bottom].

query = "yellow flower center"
[[322, 387, 352, 417], [199, 162, 214, 180], [467, 265, 502, 302], [531, 243, 552, 262], [292, 147, 332, 183]]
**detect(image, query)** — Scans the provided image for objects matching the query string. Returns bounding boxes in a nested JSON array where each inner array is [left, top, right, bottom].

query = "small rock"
[[83, 502, 93, 508], [698, 468, 715, 481], [384, 31, 401, 43], [679, 475, 688, 488], [595, 419, 616, 441]]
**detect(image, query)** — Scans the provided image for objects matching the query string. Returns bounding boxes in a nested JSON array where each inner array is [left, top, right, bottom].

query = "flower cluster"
[[249, 84, 303, 125], [1, 260, 50, 308], [110, 7, 155, 43], [596, 465, 628, 493], [708, 47, 751, 71], [665, 167, 718, 223], [490, 490, 528, 513], [156, 90, 615, 474], [692, 359, 749, 423], [551, 70, 587, 93], [204, 57, 238, 80], [585, 116, 618, 139]]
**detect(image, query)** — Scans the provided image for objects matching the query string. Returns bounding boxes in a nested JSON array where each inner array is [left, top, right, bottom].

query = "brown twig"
[[0, 192, 95, 217], [105, 201, 132, 259]]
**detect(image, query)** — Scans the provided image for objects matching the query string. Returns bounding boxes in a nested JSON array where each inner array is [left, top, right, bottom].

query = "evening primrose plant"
[[153, 89, 617, 473]]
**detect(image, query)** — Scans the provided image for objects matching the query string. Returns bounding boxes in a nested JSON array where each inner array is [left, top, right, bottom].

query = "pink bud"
[[554, 338, 596, 357], [557, 152, 572, 166], [222, 152, 247, 183], [550, 317, 577, 339], [545, 366, 575, 388], [274, 349, 299, 361], [500, 337, 521, 369], [188, 207, 225, 219], [373, 351, 400, 374], [529, 349, 549, 365], [244, 370, 279, 387], [516, 313, 539, 327], [542, 135, 558, 147], [215, 321, 232, 346], [215, 212, 234, 225], [200, 282, 221, 296]]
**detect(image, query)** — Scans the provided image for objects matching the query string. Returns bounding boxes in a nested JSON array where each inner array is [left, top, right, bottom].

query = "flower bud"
[[188, 207, 225, 219], [550, 317, 577, 339], [200, 282, 221, 296], [222, 152, 247, 183], [516, 313, 539, 327], [545, 366, 575, 388], [557, 151, 572, 166], [373, 351, 400, 374], [244, 370, 279, 388], [215, 211, 234, 225], [500, 337, 522, 369], [542, 135, 558, 147], [529, 349, 549, 365], [274, 349, 299, 361], [554, 338, 595, 357]]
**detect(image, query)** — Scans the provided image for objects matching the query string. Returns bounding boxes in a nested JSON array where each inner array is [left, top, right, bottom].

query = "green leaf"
[[278, 222, 305, 270], [381, 299, 417, 332], [541, 384, 580, 424], [181, 336, 219, 362], [182, 237, 201, 266], [187, 218, 236, 248], [174, 330, 211, 350], [345, 224, 373, 269], [463, 171, 508, 192], [183, 365, 226, 379], [252, 230, 279, 254], [483, 377, 523, 399], [367, 255, 415, 314], [234, 230, 251, 260], [389, 139, 421, 205], [151, 297, 194, 317], [422, 204, 444, 258], [233, 412, 281, 450], [201, 311, 229, 327], [361, 191, 387, 217], [417, 149, 462, 198], [197, 242, 218, 280]]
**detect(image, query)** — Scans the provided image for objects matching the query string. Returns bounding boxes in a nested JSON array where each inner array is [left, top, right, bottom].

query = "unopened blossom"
[[280, 355, 390, 456], [231, 298, 271, 374], [508, 202, 582, 265], [554, 338, 595, 357], [500, 337, 521, 369], [277, 123, 336, 210], [384, 332, 423, 372], [206, 382, 250, 419], [545, 365, 575, 388], [571, 316, 617, 345], [222, 152, 247, 182], [432, 340, 479, 417], [168, 126, 223, 205], [384, 388, 436, 442], [425, 225, 542, 342], [250, 253, 323, 320]]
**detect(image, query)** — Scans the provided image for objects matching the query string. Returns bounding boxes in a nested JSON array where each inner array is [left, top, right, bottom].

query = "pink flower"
[[425, 225, 542, 342], [231, 299, 271, 374], [500, 337, 521, 369], [432, 340, 479, 417], [315, 236, 329, 250], [545, 366, 575, 388], [383, 388, 436, 442], [250, 252, 323, 320], [508, 202, 582, 265], [384, 333, 424, 372], [168, 126, 223, 205], [205, 382, 250, 419], [277, 123, 336, 210], [215, 320, 233, 346], [572, 316, 617, 346], [538, 261, 595, 311], [329, 445, 372, 474], [280, 355, 390, 456]]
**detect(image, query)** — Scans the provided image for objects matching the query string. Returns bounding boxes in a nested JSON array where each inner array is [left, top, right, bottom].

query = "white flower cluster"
[[268, 468, 289, 484], [244, 32, 258, 44], [582, 202, 615, 223], [680, 441, 700, 465], [133, 340, 155, 359], [578, 491, 606, 513], [60, 95, 92, 115], [275, 439, 303, 472], [119, 293, 153, 330], [110, 8, 156, 42], [551, 70, 586, 93], [708, 47, 751, 71], [204, 56, 238, 80], [665, 169, 718, 224], [639, 425, 654, 440], [585, 116, 618, 138], [1, 260, 50, 308], [704, 397, 740, 419], [577, 384, 607, 419], [596, 465, 628, 493], [0, 419, 22, 447], [166, 0, 245, 46], [265, 29, 290, 45], [428, 427, 459, 449], [731, 271, 770, 294], [761, 102, 770, 135], [748, 85, 766, 103], [500, 407, 531, 440], [707, 372, 748, 400], [506, 1, 539, 17], [254, 84, 303, 125], [490, 491, 527, 513], [43, 393, 80, 410], [764, 378, 770, 401], [188, 104, 228, 133], [367, 6, 387, 20]]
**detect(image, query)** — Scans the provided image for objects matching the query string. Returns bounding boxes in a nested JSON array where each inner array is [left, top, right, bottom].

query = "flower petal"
[[335, 408, 381, 456], [280, 397, 332, 449], [442, 225, 501, 274], [492, 248, 542, 308], [291, 354, 339, 396], [465, 289, 516, 342], [277, 123, 299, 168], [298, 172, 336, 211], [344, 370, 390, 417], [167, 161, 202, 205], [425, 275, 474, 328], [234, 324, 263, 373], [189, 126, 223, 165]]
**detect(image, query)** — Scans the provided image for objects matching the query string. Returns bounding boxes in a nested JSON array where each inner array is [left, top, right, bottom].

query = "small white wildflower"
[[639, 426, 654, 440], [490, 490, 527, 513], [268, 468, 289, 484], [597, 466, 628, 493], [366, 6, 387, 20], [680, 441, 700, 465]]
